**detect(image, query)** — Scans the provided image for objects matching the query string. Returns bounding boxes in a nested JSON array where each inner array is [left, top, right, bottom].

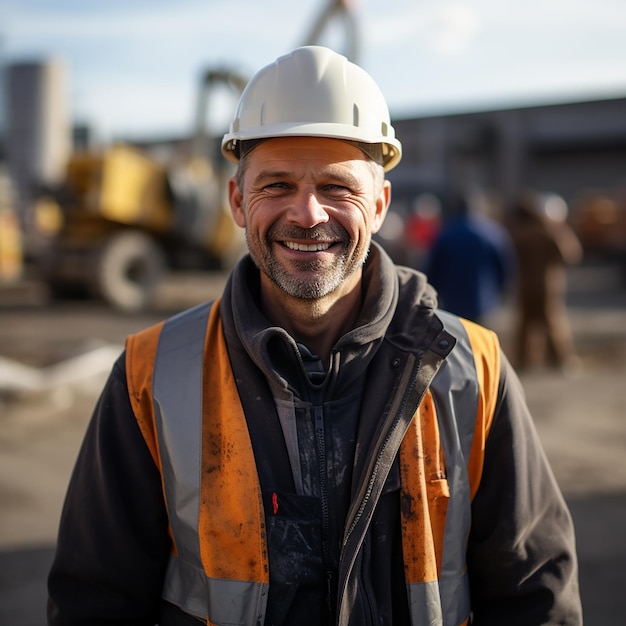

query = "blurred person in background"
[[47, 47, 581, 626], [425, 191, 515, 325], [403, 192, 442, 270], [507, 191, 583, 371]]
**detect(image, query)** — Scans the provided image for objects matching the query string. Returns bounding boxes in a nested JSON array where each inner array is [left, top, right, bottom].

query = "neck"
[[260, 276, 363, 363]]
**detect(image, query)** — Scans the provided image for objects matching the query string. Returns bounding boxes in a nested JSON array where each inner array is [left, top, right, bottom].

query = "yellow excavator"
[[38, 68, 248, 312], [38, 0, 359, 311]]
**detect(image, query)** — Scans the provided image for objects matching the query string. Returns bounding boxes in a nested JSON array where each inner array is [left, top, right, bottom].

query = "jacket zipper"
[[314, 404, 335, 619], [337, 352, 432, 624]]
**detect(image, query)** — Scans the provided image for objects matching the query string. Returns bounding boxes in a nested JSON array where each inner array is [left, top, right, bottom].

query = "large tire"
[[95, 230, 165, 312]]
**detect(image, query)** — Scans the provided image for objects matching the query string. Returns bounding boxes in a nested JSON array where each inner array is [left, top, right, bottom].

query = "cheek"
[[332, 208, 369, 244], [244, 200, 275, 236], [355, 206, 380, 237]]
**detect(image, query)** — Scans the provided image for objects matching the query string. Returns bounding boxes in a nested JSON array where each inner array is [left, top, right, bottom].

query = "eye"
[[322, 184, 352, 197], [263, 181, 291, 192]]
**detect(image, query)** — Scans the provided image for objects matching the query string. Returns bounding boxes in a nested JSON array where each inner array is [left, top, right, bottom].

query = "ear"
[[228, 176, 246, 228], [371, 180, 391, 235]]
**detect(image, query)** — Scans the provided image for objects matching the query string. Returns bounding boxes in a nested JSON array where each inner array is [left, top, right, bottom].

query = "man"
[[48, 46, 582, 626]]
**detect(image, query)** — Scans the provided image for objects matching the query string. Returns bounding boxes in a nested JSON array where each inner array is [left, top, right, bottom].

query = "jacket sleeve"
[[47, 354, 171, 626], [467, 355, 582, 625]]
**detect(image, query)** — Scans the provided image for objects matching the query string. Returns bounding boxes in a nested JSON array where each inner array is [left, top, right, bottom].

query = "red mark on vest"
[[272, 492, 279, 515]]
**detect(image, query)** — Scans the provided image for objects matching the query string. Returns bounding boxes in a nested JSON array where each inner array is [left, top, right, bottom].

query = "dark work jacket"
[[47, 243, 582, 625]]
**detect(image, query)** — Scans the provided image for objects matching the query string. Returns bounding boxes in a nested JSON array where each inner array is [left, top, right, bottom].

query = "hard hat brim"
[[222, 123, 402, 172]]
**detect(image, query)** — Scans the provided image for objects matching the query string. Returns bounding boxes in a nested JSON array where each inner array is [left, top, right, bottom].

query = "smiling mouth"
[[283, 241, 333, 252]]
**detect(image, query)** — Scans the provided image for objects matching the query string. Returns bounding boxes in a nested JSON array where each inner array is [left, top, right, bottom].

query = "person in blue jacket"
[[426, 191, 515, 324]]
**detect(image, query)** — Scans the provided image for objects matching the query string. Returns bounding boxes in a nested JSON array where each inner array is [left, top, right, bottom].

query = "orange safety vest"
[[126, 299, 500, 626]]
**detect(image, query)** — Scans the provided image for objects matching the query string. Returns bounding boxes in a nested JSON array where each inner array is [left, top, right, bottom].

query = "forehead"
[[246, 136, 370, 171]]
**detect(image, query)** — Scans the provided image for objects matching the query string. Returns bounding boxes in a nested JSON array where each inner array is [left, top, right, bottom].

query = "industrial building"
[[391, 96, 626, 208]]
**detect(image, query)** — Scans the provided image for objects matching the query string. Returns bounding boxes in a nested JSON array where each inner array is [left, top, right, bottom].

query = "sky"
[[2, 0, 626, 144]]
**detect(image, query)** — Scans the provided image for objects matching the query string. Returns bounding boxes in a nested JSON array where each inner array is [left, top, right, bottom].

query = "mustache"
[[267, 224, 347, 241]]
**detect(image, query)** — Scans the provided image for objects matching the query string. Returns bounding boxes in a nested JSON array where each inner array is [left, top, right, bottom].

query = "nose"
[[286, 190, 330, 228]]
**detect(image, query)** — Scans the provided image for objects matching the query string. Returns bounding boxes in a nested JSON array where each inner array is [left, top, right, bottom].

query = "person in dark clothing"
[[507, 191, 583, 370], [47, 46, 582, 626], [426, 192, 514, 324]]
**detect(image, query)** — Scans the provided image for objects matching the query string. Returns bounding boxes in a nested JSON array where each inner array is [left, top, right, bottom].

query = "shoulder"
[[126, 300, 218, 377], [125, 319, 165, 399], [438, 311, 501, 371], [436, 310, 502, 428]]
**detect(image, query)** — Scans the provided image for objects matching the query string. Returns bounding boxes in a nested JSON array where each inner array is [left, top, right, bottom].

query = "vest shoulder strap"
[[402, 310, 501, 626], [452, 314, 501, 497], [136, 299, 269, 625]]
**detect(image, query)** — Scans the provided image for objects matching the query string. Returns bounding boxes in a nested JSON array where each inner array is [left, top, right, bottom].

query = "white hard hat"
[[221, 46, 402, 172]]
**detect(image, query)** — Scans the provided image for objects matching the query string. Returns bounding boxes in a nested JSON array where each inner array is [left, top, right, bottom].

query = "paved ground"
[[0, 263, 625, 625]]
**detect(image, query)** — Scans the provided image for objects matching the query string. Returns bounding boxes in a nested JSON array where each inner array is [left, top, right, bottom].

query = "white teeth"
[[284, 241, 332, 252]]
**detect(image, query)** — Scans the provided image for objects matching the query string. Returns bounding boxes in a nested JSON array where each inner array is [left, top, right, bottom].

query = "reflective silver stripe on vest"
[[407, 580, 444, 625], [152, 301, 268, 625], [162, 555, 269, 626], [407, 311, 477, 626]]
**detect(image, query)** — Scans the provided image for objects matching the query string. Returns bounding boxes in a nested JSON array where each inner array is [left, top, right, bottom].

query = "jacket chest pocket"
[[264, 491, 324, 585]]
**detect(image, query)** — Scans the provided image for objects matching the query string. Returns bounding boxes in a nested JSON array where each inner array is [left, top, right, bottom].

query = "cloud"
[[427, 3, 481, 55], [365, 0, 480, 54]]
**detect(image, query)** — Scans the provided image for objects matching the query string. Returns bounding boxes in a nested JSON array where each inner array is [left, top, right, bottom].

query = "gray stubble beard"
[[245, 226, 370, 300]]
